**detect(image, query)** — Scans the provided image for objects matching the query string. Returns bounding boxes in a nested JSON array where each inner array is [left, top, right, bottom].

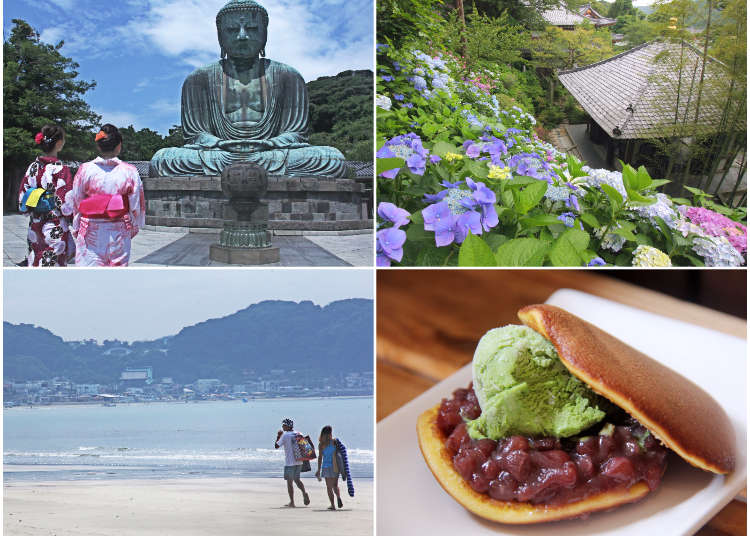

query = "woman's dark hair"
[[319, 425, 333, 447], [95, 124, 123, 154], [39, 125, 65, 154]]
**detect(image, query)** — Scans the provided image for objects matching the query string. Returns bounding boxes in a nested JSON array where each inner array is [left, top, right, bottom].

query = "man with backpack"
[[274, 418, 310, 507]]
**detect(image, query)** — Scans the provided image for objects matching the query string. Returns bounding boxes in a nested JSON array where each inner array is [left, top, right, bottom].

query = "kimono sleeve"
[[18, 161, 39, 210], [69, 164, 88, 236], [128, 168, 146, 236]]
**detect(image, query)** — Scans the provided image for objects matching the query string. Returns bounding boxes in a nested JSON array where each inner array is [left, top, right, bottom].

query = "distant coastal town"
[[4, 366, 373, 407]]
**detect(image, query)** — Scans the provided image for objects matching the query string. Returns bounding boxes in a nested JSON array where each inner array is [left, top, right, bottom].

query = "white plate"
[[376, 289, 747, 535]]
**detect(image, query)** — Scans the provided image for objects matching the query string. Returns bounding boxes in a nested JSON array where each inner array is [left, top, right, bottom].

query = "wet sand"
[[4, 477, 373, 535]]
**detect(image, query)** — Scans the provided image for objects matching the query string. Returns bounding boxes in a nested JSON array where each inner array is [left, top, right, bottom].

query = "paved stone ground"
[[547, 123, 607, 170], [4, 214, 373, 267], [564, 124, 607, 170]]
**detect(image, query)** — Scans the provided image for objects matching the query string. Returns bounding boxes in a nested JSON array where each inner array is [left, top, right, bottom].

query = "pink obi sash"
[[79, 194, 129, 219], [78, 194, 132, 240]]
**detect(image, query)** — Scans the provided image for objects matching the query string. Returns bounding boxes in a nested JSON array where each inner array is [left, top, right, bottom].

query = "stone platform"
[[143, 174, 372, 232]]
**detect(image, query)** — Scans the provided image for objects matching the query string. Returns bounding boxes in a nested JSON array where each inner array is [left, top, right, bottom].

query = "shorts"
[[284, 465, 302, 480], [321, 466, 337, 479]]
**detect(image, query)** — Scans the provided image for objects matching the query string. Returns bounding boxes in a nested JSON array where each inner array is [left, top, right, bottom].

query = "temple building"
[[541, 2, 616, 30], [558, 40, 745, 194]]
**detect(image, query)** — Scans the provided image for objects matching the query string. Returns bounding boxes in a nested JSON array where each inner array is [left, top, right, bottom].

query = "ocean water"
[[4, 397, 373, 481]]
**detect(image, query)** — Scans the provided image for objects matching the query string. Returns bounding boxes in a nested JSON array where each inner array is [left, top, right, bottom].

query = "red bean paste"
[[437, 384, 668, 506]]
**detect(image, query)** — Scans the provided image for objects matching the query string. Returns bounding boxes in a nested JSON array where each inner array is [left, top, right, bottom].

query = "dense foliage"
[[376, 46, 747, 267], [307, 69, 374, 161], [4, 299, 373, 384], [4, 19, 100, 208]]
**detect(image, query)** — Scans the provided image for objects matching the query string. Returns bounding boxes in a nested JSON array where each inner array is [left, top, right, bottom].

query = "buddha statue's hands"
[[185, 132, 224, 150], [217, 139, 271, 153]]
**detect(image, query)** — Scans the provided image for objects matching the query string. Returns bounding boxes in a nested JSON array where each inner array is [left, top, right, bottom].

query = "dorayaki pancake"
[[518, 304, 735, 474], [417, 405, 652, 524]]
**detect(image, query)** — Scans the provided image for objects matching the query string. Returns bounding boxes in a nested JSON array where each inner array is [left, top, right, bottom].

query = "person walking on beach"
[[274, 418, 310, 507], [315, 425, 344, 510], [70, 124, 144, 266]]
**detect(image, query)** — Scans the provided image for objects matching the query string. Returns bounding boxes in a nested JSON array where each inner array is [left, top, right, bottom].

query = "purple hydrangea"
[[381, 75, 394, 82], [421, 178, 499, 246], [587, 257, 606, 266], [376, 133, 429, 178], [393, 94, 404, 101], [376, 227, 406, 266], [377, 202, 410, 227]]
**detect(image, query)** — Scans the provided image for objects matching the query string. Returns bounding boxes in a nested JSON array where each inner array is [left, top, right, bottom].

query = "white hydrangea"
[[692, 235, 745, 267], [376, 94, 392, 111], [580, 167, 627, 199]]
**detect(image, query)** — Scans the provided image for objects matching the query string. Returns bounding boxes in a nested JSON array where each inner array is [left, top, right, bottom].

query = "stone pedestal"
[[207, 163, 281, 265], [143, 174, 372, 231], [209, 244, 280, 264]]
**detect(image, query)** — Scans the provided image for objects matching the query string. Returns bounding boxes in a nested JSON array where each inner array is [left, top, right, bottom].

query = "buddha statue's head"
[[216, 0, 269, 60]]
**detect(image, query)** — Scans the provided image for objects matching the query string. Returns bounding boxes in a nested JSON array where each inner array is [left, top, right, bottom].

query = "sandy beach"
[[4, 476, 373, 536]]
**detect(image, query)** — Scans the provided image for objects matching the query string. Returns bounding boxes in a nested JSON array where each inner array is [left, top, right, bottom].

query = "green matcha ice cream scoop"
[[467, 325, 607, 440]]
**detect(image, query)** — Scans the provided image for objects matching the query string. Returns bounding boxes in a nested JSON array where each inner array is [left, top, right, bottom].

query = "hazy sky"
[[4, 0, 373, 134], [3, 269, 373, 342]]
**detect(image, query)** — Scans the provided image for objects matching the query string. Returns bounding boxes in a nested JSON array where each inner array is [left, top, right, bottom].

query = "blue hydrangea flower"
[[381, 75, 394, 82], [545, 185, 570, 202], [410, 76, 427, 91], [393, 94, 404, 101], [587, 257, 606, 266], [557, 212, 576, 228], [376, 43, 389, 52]]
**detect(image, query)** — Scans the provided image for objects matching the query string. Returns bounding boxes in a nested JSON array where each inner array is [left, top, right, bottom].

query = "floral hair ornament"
[[95, 131, 108, 142], [34, 132, 44, 144]]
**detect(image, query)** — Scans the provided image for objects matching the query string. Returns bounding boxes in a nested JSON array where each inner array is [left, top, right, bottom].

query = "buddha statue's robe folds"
[[150, 59, 346, 177]]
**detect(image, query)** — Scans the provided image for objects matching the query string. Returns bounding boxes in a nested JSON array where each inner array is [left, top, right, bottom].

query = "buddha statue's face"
[[217, 10, 267, 60]]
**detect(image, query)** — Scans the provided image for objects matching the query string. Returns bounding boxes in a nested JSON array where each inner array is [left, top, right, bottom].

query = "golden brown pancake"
[[518, 304, 735, 475], [417, 405, 651, 524], [416, 305, 735, 524]]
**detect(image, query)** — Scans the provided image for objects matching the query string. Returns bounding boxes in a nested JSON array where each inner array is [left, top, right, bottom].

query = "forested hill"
[[3, 299, 373, 384], [307, 69, 373, 162]]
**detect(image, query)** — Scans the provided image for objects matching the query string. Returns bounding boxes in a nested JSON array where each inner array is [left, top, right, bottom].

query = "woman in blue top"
[[315, 425, 344, 510]]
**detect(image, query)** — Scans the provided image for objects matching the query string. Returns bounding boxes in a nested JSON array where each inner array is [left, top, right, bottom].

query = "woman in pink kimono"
[[71, 124, 145, 266], [17, 125, 74, 266]]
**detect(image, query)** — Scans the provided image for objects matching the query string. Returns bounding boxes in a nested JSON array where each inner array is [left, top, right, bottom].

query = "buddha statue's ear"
[[221, 46, 227, 59], [260, 48, 265, 58]]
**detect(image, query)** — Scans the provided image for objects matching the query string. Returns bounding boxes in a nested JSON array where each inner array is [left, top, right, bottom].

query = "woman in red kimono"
[[17, 125, 74, 266]]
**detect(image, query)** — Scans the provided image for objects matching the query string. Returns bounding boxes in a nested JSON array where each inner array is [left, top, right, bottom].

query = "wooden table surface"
[[376, 270, 746, 536]]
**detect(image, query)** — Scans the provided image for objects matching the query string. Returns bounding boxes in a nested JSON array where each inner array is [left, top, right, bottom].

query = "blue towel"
[[335, 438, 355, 497]]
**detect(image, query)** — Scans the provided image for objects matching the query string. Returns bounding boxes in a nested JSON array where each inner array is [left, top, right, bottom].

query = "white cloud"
[[39, 26, 65, 45], [50, 0, 75, 8], [96, 110, 142, 129], [125, 0, 373, 80], [148, 98, 181, 116]]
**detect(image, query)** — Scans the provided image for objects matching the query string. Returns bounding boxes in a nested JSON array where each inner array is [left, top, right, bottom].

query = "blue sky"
[[4, 0, 374, 134], [3, 268, 374, 342]]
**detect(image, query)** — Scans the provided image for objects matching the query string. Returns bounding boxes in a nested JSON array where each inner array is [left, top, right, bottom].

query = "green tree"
[[4, 19, 100, 210], [118, 126, 167, 161], [608, 0, 635, 19], [438, 7, 528, 71], [620, 13, 659, 45], [532, 24, 613, 102]]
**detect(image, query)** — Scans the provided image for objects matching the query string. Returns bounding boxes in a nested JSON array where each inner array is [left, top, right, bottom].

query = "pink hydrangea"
[[679, 205, 747, 254]]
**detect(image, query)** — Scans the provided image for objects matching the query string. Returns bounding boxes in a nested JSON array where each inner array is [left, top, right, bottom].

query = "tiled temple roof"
[[541, 6, 587, 26], [558, 40, 742, 139]]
